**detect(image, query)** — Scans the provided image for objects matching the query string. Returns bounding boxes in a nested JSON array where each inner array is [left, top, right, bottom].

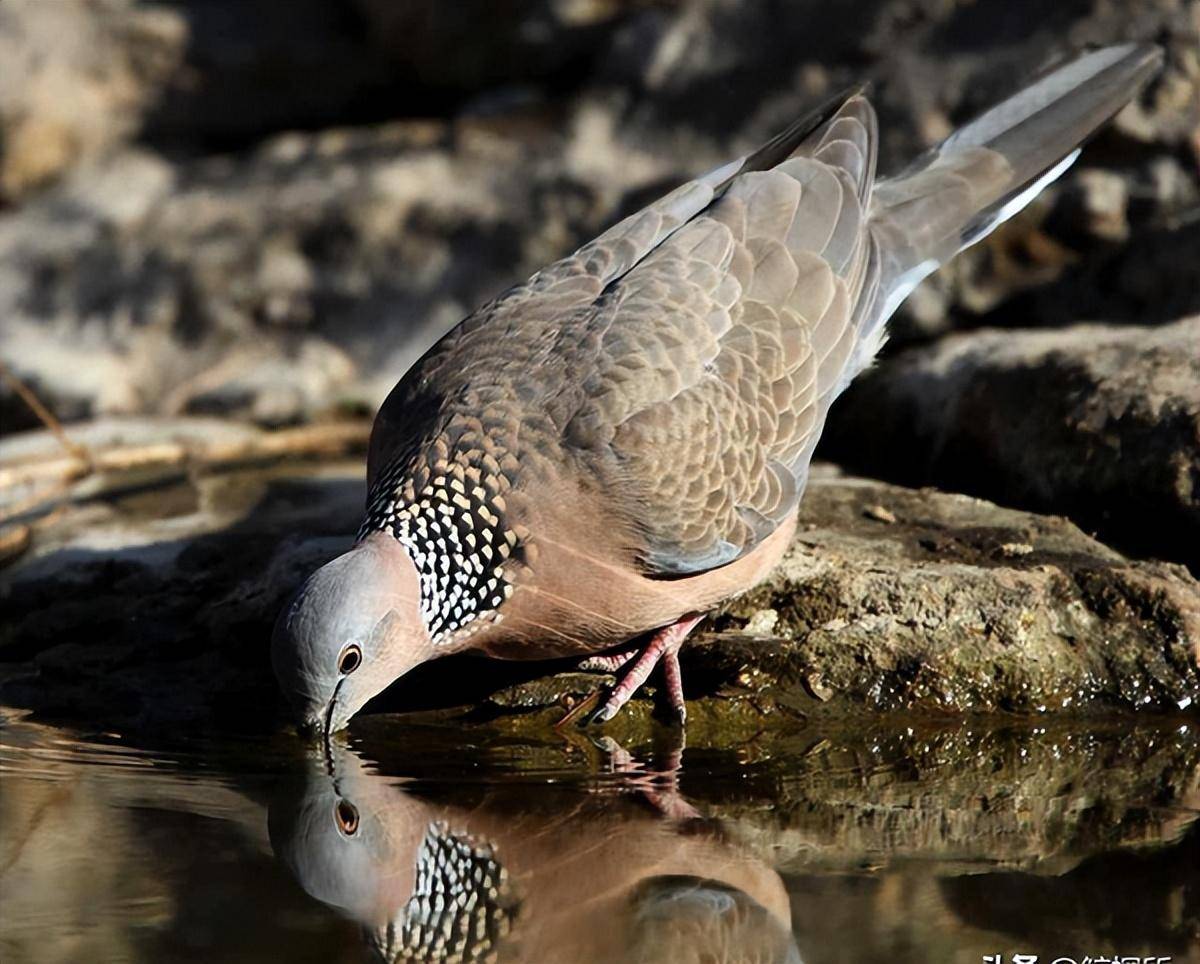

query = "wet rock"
[[711, 472, 1200, 717], [821, 316, 1200, 572], [1, 435, 1196, 730], [0, 446, 368, 728]]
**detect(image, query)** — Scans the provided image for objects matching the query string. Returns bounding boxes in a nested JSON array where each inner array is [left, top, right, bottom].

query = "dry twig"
[[0, 361, 89, 462], [0, 419, 372, 527]]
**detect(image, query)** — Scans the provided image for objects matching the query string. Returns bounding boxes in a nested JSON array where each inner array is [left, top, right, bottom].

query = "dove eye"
[[335, 800, 359, 836], [337, 643, 362, 676]]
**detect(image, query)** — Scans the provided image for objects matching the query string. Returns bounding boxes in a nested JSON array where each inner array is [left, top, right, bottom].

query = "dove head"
[[272, 532, 433, 737]]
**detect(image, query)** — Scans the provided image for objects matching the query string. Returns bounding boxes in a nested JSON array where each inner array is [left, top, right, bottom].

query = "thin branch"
[[0, 418, 372, 525], [0, 361, 89, 462]]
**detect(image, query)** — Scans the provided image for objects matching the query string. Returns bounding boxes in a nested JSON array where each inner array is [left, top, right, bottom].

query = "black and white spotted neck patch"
[[361, 454, 524, 645]]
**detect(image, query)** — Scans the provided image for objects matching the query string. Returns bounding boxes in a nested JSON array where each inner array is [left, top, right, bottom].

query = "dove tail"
[[866, 43, 1162, 323]]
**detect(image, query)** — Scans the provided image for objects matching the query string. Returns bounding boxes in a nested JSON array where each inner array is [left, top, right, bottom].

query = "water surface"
[[2, 712, 1197, 963]]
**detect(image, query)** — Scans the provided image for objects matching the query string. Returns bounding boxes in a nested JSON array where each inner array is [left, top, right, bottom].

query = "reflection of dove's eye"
[[334, 799, 359, 836]]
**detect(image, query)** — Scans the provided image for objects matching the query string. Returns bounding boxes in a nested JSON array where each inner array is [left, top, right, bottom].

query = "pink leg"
[[591, 614, 703, 725]]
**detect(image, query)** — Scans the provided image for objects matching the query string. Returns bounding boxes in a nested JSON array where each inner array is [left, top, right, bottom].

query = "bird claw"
[[588, 703, 617, 726], [581, 615, 702, 727]]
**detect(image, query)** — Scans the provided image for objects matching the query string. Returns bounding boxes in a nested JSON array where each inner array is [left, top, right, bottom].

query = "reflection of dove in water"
[[626, 877, 804, 964], [269, 746, 801, 963], [271, 44, 1163, 738]]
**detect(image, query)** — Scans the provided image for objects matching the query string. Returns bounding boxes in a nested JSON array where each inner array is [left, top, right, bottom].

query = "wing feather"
[[562, 94, 881, 574], [370, 89, 883, 576], [370, 52, 1160, 579]]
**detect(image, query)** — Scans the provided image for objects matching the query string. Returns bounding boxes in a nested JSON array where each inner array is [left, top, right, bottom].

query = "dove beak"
[[297, 678, 352, 743]]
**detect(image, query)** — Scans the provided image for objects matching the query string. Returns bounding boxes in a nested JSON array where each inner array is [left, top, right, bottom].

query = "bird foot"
[[589, 614, 703, 725]]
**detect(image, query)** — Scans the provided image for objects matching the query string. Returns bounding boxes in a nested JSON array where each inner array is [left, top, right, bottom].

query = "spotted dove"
[[272, 44, 1163, 735]]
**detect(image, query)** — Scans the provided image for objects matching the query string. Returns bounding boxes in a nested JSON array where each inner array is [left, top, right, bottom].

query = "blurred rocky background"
[[2, 0, 1195, 426], [0, 0, 1197, 728]]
